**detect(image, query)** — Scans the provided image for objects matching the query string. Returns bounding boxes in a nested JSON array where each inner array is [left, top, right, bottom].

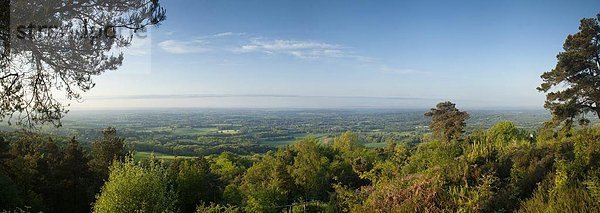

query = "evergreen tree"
[[59, 138, 94, 213], [424, 101, 470, 142], [538, 13, 600, 127], [89, 127, 127, 180]]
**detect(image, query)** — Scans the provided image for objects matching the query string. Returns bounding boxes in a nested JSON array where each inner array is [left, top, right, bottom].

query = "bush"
[[93, 157, 176, 213]]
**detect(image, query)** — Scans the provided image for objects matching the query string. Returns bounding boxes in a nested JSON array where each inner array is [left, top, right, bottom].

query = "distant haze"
[[70, 94, 544, 110], [71, 0, 600, 110]]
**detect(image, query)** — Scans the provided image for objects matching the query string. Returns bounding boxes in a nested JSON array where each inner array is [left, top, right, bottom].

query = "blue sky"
[[74, 0, 600, 109]]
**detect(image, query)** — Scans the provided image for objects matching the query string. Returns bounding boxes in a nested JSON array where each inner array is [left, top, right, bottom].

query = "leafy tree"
[[222, 183, 244, 206], [9, 136, 95, 213], [289, 137, 331, 200], [330, 131, 370, 188], [172, 159, 219, 213], [486, 121, 523, 146], [1, 134, 51, 211], [58, 138, 95, 213], [93, 157, 177, 213], [538, 13, 600, 127], [332, 131, 361, 154], [210, 152, 246, 183], [29, 137, 64, 212], [328, 158, 363, 189], [0, 0, 166, 126], [196, 203, 241, 213], [363, 142, 409, 184], [424, 101, 470, 142], [241, 153, 295, 213], [89, 127, 127, 180]]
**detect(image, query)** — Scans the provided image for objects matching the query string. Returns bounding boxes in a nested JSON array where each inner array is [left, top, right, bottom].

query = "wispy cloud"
[[158, 32, 360, 60], [157, 32, 426, 75], [235, 38, 373, 61], [158, 39, 209, 54], [158, 32, 245, 54], [209, 32, 245, 38], [236, 39, 340, 57]]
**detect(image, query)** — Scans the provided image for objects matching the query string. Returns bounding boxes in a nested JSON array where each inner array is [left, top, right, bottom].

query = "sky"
[[72, 0, 600, 109]]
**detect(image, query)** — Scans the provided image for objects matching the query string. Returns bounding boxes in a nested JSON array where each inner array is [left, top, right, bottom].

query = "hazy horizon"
[[67, 0, 600, 109], [68, 94, 548, 110]]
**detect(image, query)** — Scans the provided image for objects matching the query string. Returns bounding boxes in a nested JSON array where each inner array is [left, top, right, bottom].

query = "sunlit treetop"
[[538, 13, 600, 128]]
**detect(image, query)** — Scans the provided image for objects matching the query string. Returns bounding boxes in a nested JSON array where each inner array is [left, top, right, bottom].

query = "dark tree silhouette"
[[0, 0, 166, 127], [89, 127, 126, 181]]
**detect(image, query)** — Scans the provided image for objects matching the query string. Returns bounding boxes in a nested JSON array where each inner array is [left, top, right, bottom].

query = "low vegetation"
[[2, 109, 600, 212]]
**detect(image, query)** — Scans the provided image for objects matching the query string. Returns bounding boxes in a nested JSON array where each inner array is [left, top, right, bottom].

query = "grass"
[[172, 127, 217, 136], [260, 133, 329, 147], [134, 151, 197, 161]]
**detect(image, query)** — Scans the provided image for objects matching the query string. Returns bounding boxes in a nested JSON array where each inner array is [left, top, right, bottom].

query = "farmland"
[[0, 108, 552, 157]]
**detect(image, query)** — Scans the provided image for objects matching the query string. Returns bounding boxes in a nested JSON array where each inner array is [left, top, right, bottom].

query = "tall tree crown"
[[538, 13, 600, 127], [424, 101, 469, 142]]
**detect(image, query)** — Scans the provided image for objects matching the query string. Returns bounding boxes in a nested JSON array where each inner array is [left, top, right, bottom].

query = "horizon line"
[[82, 94, 442, 101], [67, 106, 548, 111]]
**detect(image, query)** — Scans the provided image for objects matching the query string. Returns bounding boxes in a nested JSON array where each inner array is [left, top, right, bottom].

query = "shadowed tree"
[[0, 0, 166, 127], [88, 127, 126, 184], [424, 101, 470, 142], [171, 159, 219, 213], [538, 13, 600, 128], [59, 138, 94, 213]]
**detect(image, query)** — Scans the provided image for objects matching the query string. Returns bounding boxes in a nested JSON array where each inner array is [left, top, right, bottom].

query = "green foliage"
[[289, 137, 331, 200], [402, 140, 464, 179], [222, 183, 244, 206], [241, 153, 294, 212], [59, 138, 96, 213], [195, 203, 241, 213], [329, 184, 366, 212], [171, 159, 219, 213], [448, 174, 497, 212], [354, 174, 446, 212], [538, 13, 600, 127], [345, 119, 600, 212], [520, 183, 600, 213], [89, 127, 127, 180], [486, 121, 524, 146], [0, 132, 98, 212], [5, 112, 600, 212], [425, 101, 470, 142], [332, 131, 361, 154], [289, 201, 330, 212], [92, 156, 177, 213], [210, 152, 246, 183]]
